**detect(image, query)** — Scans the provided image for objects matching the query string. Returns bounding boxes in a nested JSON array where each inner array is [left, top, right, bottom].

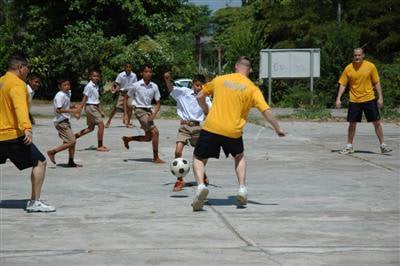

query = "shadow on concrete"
[[170, 195, 189, 198], [331, 149, 380, 154], [123, 158, 153, 163], [56, 163, 83, 168], [0, 199, 28, 209], [77, 145, 97, 151], [207, 196, 278, 206]]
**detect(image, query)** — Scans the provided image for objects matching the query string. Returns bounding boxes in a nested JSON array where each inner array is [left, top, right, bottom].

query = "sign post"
[[259, 48, 320, 105]]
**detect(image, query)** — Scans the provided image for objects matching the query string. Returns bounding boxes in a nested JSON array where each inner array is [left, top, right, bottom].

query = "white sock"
[[380, 143, 386, 147], [346, 143, 353, 148], [198, 184, 206, 190]]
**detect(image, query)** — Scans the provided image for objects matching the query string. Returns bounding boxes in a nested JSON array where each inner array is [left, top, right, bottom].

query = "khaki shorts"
[[176, 124, 201, 147], [134, 107, 155, 132], [55, 120, 75, 143], [116, 92, 133, 111], [85, 105, 103, 126]]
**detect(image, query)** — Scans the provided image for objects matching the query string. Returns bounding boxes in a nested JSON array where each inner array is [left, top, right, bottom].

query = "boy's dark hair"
[[8, 53, 28, 70], [141, 64, 152, 72], [57, 77, 70, 85], [28, 73, 42, 81], [89, 69, 101, 76], [192, 74, 206, 84]]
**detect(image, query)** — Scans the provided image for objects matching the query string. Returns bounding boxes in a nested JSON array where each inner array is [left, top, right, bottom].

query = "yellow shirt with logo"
[[0, 72, 32, 141], [338, 60, 380, 103], [202, 73, 269, 138]]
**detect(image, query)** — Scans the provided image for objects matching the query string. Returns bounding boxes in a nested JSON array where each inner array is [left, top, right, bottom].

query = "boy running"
[[163, 72, 211, 191], [47, 78, 81, 167], [122, 64, 164, 163], [75, 70, 109, 152]]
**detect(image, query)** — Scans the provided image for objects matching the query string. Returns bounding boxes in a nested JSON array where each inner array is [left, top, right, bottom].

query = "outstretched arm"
[[261, 108, 285, 137], [163, 71, 174, 93]]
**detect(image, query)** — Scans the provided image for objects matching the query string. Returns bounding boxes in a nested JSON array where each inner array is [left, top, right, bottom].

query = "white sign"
[[259, 49, 320, 79]]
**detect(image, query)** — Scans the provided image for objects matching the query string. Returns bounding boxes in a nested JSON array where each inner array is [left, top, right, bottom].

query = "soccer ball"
[[170, 158, 190, 178]]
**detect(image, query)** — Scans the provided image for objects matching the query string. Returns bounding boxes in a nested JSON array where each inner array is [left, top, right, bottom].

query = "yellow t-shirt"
[[338, 60, 380, 103], [0, 72, 32, 141], [202, 73, 269, 138]]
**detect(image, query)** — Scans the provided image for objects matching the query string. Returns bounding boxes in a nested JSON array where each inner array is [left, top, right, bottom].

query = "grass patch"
[[293, 106, 332, 121], [159, 107, 179, 119]]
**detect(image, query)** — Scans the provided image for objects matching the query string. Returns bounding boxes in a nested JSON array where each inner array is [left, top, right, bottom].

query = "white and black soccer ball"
[[170, 158, 190, 178]]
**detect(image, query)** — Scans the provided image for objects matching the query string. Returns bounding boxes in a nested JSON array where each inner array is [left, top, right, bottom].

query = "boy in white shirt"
[[26, 74, 41, 125], [122, 64, 164, 163], [47, 78, 81, 167], [75, 70, 109, 152], [163, 72, 211, 191], [105, 63, 137, 128]]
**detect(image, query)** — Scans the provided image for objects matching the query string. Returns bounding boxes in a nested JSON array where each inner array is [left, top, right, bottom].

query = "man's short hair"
[[236, 56, 252, 68], [353, 47, 364, 54], [192, 74, 206, 84], [8, 53, 28, 70]]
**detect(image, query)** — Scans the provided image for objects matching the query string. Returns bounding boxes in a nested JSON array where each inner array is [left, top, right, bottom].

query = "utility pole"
[[216, 47, 222, 74], [337, 2, 342, 23]]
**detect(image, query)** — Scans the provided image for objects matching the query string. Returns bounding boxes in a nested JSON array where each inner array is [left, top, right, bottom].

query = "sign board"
[[259, 49, 320, 79]]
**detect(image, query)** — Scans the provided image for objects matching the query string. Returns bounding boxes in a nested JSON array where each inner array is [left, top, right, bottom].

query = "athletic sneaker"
[[192, 185, 209, 211], [339, 146, 354, 154], [236, 186, 248, 206], [26, 200, 56, 213], [380, 144, 393, 154]]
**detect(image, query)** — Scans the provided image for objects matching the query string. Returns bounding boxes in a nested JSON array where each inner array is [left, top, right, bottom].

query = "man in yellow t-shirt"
[[191, 56, 286, 211], [0, 54, 55, 213], [335, 48, 392, 154]]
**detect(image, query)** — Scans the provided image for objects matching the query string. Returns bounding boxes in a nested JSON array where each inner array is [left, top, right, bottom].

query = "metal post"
[[268, 50, 272, 105], [198, 46, 202, 73], [310, 49, 314, 106], [216, 47, 222, 74]]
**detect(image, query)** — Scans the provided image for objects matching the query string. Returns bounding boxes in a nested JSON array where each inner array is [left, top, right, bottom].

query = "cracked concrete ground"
[[1, 108, 399, 265]]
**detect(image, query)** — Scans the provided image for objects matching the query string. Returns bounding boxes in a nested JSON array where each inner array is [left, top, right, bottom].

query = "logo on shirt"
[[224, 80, 246, 92]]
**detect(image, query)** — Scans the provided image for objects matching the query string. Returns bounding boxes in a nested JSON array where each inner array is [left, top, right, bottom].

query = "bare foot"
[[153, 158, 165, 164], [126, 124, 133, 128], [96, 146, 110, 152], [105, 122, 110, 128], [47, 150, 56, 164], [122, 136, 130, 149]]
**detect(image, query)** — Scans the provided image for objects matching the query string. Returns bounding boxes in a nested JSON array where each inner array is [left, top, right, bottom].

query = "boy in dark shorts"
[[47, 78, 81, 167]]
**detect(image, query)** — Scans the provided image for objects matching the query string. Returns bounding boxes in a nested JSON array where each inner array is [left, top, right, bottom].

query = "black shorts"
[[193, 130, 244, 159], [347, 99, 380, 122], [0, 136, 46, 170]]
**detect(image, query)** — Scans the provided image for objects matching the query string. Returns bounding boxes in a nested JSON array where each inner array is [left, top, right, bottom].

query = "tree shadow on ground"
[[0, 199, 28, 210]]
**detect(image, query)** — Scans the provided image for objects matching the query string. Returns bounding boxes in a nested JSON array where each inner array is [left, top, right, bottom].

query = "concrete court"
[[0, 113, 399, 265]]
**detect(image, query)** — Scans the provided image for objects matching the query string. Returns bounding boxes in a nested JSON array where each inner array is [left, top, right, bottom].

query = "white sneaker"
[[339, 146, 354, 154], [236, 187, 248, 206], [26, 200, 56, 213], [380, 144, 393, 154], [192, 186, 209, 211]]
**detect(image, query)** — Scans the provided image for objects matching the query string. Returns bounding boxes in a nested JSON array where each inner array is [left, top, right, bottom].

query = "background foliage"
[[0, 0, 398, 108]]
